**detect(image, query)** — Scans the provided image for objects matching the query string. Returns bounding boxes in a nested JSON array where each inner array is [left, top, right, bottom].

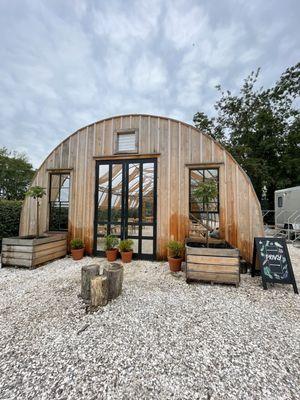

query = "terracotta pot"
[[121, 251, 133, 263], [168, 257, 182, 272], [106, 248, 118, 262], [71, 248, 85, 260]]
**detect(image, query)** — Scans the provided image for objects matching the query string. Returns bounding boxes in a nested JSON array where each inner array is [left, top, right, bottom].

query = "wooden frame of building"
[[19, 114, 264, 263]]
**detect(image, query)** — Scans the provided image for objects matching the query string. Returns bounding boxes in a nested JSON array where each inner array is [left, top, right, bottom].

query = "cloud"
[[132, 54, 168, 93], [93, 0, 161, 45], [0, 0, 299, 167], [164, 2, 209, 50]]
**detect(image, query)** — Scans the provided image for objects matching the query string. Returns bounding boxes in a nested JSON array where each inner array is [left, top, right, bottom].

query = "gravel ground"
[[0, 248, 300, 400]]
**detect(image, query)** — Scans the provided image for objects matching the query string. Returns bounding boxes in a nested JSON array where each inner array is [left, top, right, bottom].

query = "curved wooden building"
[[20, 114, 264, 262]]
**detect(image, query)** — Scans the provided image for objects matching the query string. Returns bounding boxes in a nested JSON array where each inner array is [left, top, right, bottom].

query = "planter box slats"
[[1, 234, 67, 268], [187, 263, 238, 274], [1, 257, 33, 268], [186, 240, 240, 286], [187, 255, 239, 266], [2, 251, 34, 260], [33, 248, 67, 266], [187, 272, 239, 283], [34, 243, 67, 257], [3, 234, 66, 246], [186, 246, 239, 257], [2, 240, 67, 254]]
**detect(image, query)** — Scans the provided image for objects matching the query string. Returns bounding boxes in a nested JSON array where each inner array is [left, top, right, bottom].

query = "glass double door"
[[94, 159, 157, 260]]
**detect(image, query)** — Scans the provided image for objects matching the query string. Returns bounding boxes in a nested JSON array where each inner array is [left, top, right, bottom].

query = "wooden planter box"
[[1, 233, 67, 269], [186, 241, 240, 287]]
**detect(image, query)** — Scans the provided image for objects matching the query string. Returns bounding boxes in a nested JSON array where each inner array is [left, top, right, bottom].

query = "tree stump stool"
[[91, 276, 108, 307], [103, 263, 124, 300], [81, 264, 100, 300]]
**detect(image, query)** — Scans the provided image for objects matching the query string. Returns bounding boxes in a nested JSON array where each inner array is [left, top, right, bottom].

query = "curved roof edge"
[[33, 113, 259, 203]]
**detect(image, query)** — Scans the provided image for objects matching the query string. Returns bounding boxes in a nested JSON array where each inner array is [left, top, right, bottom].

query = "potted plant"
[[167, 240, 184, 272], [193, 180, 218, 247], [70, 238, 85, 260], [119, 239, 134, 263], [104, 234, 119, 261]]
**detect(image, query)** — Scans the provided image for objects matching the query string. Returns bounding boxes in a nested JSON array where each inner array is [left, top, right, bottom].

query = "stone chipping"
[[0, 250, 299, 400]]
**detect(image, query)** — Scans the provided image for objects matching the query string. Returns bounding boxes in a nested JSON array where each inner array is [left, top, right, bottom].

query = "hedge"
[[0, 200, 23, 250]]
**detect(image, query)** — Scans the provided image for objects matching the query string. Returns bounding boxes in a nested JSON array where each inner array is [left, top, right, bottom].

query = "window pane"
[[98, 164, 109, 221], [142, 240, 153, 254], [49, 174, 70, 231], [128, 163, 140, 223], [49, 204, 60, 231], [50, 175, 60, 201], [60, 188, 69, 202], [97, 224, 107, 236], [142, 163, 154, 223], [61, 175, 70, 188], [205, 169, 218, 180], [117, 132, 136, 152], [110, 225, 121, 236], [142, 225, 153, 237], [59, 205, 69, 230], [111, 164, 123, 223], [189, 168, 219, 231], [128, 224, 139, 236], [190, 170, 204, 189], [129, 238, 138, 253], [97, 237, 106, 251]]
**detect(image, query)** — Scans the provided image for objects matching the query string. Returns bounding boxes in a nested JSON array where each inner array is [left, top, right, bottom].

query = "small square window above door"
[[114, 130, 138, 153]]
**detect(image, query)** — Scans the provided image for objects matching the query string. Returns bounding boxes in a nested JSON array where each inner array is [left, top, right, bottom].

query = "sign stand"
[[252, 237, 298, 294]]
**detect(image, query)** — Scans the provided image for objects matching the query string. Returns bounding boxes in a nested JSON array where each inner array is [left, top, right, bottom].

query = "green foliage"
[[119, 239, 134, 252], [0, 148, 35, 200], [70, 238, 84, 249], [0, 200, 23, 248], [193, 62, 300, 208], [25, 186, 46, 199], [193, 181, 218, 207], [104, 234, 119, 250], [167, 240, 184, 258]]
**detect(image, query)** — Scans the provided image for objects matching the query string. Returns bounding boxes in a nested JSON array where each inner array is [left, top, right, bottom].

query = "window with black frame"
[[189, 168, 219, 229], [49, 173, 70, 231]]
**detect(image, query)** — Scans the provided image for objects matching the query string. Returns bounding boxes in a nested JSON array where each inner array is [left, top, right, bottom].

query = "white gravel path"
[[0, 249, 299, 400]]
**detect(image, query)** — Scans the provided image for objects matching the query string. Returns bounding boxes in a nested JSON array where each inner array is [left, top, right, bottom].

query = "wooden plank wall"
[[19, 114, 264, 262]]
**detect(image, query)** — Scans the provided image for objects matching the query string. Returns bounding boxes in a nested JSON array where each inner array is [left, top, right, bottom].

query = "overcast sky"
[[0, 0, 299, 167]]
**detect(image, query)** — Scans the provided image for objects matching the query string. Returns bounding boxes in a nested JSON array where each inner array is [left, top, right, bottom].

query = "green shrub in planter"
[[70, 238, 84, 249], [119, 239, 134, 252], [104, 234, 119, 250], [167, 240, 184, 259]]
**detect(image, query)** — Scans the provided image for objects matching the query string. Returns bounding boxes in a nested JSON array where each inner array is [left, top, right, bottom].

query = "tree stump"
[[81, 264, 100, 300], [91, 276, 108, 307], [103, 263, 123, 300]]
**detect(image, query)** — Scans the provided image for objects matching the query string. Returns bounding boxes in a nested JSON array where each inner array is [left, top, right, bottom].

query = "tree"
[[0, 148, 35, 200], [193, 62, 300, 209], [193, 180, 218, 247], [25, 186, 46, 238]]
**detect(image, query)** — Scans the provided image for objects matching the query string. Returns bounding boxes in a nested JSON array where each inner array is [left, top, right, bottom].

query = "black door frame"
[[93, 158, 157, 260]]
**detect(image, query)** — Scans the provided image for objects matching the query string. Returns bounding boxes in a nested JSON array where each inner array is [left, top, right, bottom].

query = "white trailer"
[[275, 186, 300, 231]]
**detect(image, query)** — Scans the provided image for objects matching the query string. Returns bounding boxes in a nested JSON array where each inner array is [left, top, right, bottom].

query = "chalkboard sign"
[[252, 237, 298, 294]]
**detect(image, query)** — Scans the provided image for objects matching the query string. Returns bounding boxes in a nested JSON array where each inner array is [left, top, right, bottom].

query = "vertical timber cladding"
[[19, 114, 264, 262]]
